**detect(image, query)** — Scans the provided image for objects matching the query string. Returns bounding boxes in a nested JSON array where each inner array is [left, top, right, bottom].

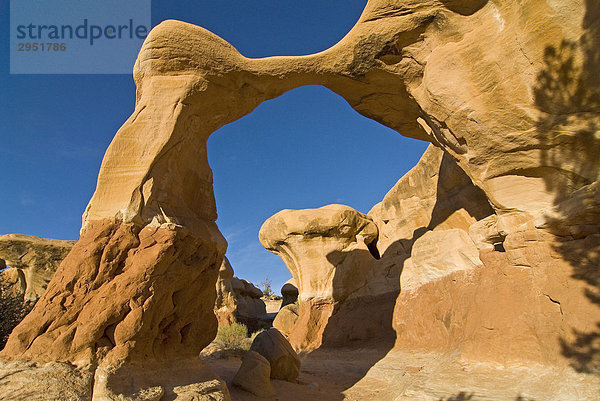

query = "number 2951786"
[[18, 43, 66, 51]]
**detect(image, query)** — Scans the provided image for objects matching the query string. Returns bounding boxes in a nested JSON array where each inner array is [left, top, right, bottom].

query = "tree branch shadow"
[[534, 0, 600, 376]]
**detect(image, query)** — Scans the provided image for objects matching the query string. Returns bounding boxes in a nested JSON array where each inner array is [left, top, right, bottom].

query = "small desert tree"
[[259, 276, 273, 297]]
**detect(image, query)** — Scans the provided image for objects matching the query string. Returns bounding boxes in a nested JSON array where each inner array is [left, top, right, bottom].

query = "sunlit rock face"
[[260, 145, 494, 350], [346, 0, 600, 220], [265, 143, 599, 369], [370, 148, 598, 366], [2, 0, 599, 398], [0, 234, 74, 302], [214, 256, 267, 332]]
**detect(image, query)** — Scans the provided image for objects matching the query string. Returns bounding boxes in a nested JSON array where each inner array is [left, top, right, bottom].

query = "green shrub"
[[214, 322, 249, 351], [204, 324, 267, 359]]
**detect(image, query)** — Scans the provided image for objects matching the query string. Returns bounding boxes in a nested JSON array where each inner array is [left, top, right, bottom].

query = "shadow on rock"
[[534, 0, 600, 376]]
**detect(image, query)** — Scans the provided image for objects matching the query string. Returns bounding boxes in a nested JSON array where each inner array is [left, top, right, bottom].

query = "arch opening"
[[207, 84, 428, 293]]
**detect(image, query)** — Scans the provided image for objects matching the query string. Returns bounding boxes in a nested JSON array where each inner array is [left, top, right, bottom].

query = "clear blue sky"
[[0, 1, 428, 294]]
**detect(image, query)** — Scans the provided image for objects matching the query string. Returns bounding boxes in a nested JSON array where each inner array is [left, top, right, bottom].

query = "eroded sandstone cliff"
[[0, 234, 74, 302], [264, 142, 598, 368], [0, 235, 75, 350], [214, 256, 267, 332]]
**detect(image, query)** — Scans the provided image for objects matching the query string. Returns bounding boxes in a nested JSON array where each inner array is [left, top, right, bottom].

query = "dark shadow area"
[[0, 259, 36, 350], [558, 234, 600, 375], [440, 0, 488, 16], [438, 393, 535, 401], [534, 0, 600, 375], [439, 392, 475, 401], [429, 152, 494, 230]]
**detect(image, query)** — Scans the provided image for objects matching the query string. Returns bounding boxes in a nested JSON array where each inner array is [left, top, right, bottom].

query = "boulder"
[[280, 278, 298, 308], [232, 350, 274, 397], [249, 328, 300, 382], [273, 303, 299, 338]]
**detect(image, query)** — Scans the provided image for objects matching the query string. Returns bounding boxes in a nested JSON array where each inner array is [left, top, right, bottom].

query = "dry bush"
[[202, 323, 265, 359], [214, 322, 250, 351]]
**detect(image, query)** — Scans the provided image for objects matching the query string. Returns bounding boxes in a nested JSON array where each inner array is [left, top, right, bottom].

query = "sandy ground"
[[202, 348, 600, 401], [264, 299, 282, 314]]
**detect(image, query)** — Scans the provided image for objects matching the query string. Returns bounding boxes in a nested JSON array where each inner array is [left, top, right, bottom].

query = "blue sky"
[[0, 1, 428, 293]]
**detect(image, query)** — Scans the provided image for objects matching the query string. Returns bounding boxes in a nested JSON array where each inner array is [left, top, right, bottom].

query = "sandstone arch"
[[1, 0, 598, 399]]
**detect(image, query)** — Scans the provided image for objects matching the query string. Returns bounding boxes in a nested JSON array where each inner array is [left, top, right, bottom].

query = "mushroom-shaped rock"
[[259, 204, 378, 302], [259, 205, 385, 349], [280, 278, 298, 308], [232, 350, 275, 398], [249, 328, 300, 382]]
